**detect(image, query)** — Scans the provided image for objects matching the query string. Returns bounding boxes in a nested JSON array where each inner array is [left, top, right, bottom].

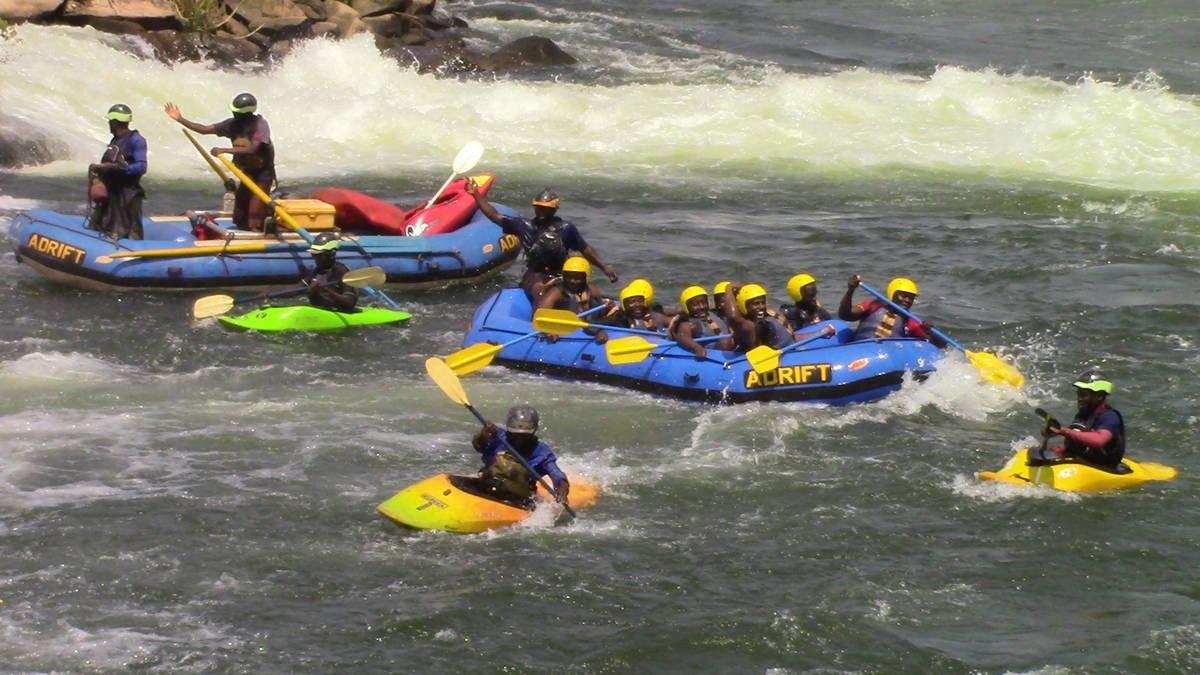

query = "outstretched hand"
[[164, 102, 182, 121]]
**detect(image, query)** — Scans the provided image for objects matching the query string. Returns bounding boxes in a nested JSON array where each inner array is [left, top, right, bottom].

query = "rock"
[[476, 35, 577, 71], [350, 0, 431, 18], [292, 0, 368, 39], [0, 0, 63, 21], [231, 0, 308, 35], [0, 114, 71, 169], [62, 0, 182, 29]]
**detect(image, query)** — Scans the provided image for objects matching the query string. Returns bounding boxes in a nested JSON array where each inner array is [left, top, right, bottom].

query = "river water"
[[1, 1, 1199, 672]]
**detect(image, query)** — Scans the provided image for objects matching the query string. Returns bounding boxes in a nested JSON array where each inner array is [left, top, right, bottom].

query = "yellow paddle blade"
[[532, 308, 590, 335], [966, 350, 1025, 388], [342, 266, 386, 288], [746, 345, 782, 374], [605, 335, 662, 365], [426, 356, 469, 406], [445, 343, 503, 375], [192, 294, 235, 319]]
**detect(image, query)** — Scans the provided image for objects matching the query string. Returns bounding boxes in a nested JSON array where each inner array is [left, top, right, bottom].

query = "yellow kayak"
[[978, 448, 1178, 492], [377, 472, 600, 534]]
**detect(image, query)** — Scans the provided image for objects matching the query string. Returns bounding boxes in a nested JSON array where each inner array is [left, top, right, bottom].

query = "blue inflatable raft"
[[461, 289, 945, 405], [7, 200, 520, 292]]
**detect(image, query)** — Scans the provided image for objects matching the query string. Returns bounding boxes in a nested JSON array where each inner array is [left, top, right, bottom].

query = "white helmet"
[[505, 405, 539, 434]]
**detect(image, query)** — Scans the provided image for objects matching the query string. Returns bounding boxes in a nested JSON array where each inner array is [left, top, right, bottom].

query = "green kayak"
[[218, 305, 412, 333]]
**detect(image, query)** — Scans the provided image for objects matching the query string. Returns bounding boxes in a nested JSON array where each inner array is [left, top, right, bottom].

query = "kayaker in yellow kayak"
[[1035, 370, 1126, 470], [304, 233, 359, 312], [472, 405, 570, 506]]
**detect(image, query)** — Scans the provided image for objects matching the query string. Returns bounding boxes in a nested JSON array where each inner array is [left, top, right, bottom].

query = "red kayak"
[[313, 173, 494, 236]]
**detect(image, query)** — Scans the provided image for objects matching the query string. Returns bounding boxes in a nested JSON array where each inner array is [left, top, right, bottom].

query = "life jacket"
[[853, 300, 908, 340], [782, 302, 830, 327], [755, 310, 793, 349], [480, 451, 534, 502], [1064, 404, 1126, 467], [670, 313, 728, 340], [226, 116, 272, 173], [525, 218, 568, 273], [621, 311, 669, 332]]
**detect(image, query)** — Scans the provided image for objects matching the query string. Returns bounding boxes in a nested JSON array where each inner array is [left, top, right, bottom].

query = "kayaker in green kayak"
[[304, 233, 359, 312]]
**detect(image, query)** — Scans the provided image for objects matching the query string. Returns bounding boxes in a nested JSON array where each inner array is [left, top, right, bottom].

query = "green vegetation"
[[172, 0, 223, 32]]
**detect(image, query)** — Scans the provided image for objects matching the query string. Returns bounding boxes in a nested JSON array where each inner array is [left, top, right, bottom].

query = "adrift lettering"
[[744, 363, 833, 388], [27, 234, 86, 265], [499, 233, 520, 252]]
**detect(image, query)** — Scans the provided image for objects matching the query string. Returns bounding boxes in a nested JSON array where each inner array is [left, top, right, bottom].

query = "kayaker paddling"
[[472, 405, 570, 507], [1035, 370, 1126, 470], [304, 233, 359, 312]]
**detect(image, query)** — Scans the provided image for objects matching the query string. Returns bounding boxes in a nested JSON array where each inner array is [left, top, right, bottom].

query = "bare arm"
[[164, 102, 218, 135], [465, 177, 504, 224]]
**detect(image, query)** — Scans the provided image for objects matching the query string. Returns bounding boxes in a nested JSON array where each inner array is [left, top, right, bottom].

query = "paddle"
[[858, 282, 1025, 388], [426, 142, 484, 211], [604, 333, 732, 365], [446, 304, 610, 375], [182, 128, 236, 192], [216, 155, 313, 242], [729, 328, 836, 374], [406, 142, 485, 236], [95, 240, 310, 263], [532, 307, 668, 338], [425, 356, 576, 518], [191, 266, 386, 318]]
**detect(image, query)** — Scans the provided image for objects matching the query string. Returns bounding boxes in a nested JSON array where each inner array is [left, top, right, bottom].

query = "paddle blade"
[[445, 343, 503, 375], [453, 141, 485, 174], [746, 345, 782, 374], [966, 350, 1025, 388], [426, 357, 470, 406], [605, 335, 661, 365], [342, 266, 386, 288], [531, 308, 589, 335], [192, 294, 235, 319]]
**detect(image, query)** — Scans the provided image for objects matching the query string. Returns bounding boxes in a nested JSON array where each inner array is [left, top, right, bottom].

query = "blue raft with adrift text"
[[8, 182, 521, 292], [461, 288, 945, 405]]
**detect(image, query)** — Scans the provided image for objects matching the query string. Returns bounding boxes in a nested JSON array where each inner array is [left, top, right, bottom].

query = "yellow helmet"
[[561, 256, 590, 277], [786, 273, 817, 301], [713, 280, 731, 297], [619, 282, 648, 307], [680, 285, 708, 311], [886, 277, 918, 300], [629, 278, 654, 305], [736, 283, 768, 314]]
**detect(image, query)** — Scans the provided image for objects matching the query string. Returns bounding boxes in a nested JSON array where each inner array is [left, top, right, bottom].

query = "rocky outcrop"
[[0, 114, 71, 168], [0, 0, 578, 75]]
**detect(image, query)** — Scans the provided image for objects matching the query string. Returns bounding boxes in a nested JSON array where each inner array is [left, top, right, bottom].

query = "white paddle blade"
[[453, 141, 484, 174]]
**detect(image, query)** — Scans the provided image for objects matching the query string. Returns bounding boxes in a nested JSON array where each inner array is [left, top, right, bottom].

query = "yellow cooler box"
[[276, 199, 337, 230]]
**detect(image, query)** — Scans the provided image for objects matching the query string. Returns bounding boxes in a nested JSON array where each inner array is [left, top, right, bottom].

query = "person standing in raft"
[[473, 405, 570, 506], [1036, 370, 1126, 470], [88, 104, 147, 240], [304, 233, 358, 312], [838, 275, 947, 348], [781, 272, 832, 328], [464, 179, 618, 299], [164, 93, 275, 232], [538, 256, 612, 343], [723, 283, 795, 352]]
